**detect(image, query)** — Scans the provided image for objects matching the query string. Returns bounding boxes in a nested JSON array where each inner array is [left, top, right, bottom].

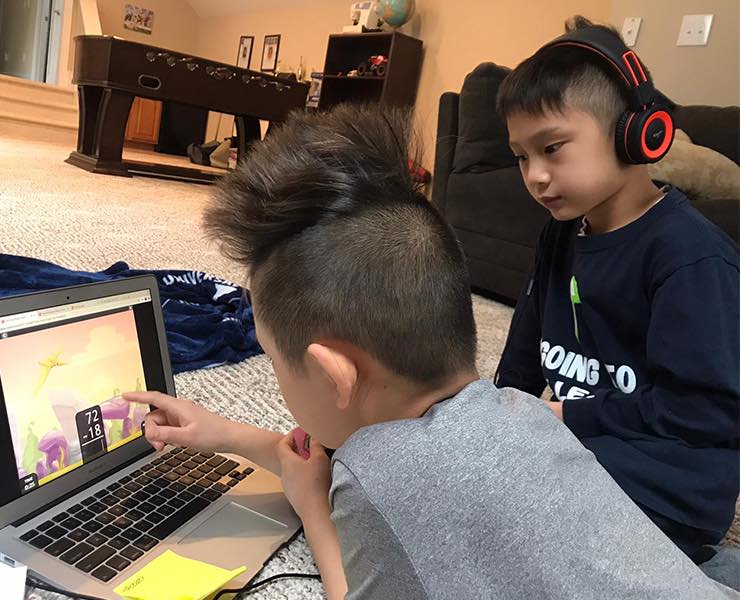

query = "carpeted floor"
[[0, 121, 514, 599]]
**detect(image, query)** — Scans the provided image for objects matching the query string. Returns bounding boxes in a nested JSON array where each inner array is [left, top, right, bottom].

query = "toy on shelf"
[[343, 1, 384, 33], [357, 55, 388, 77]]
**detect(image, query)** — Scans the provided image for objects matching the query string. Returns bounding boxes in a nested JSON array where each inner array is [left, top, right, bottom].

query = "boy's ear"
[[306, 343, 358, 410]]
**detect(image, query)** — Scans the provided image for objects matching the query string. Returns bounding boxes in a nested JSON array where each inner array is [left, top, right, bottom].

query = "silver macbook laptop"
[[0, 276, 300, 598]]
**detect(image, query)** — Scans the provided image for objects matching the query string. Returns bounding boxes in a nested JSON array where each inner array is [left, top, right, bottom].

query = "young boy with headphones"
[[495, 17, 740, 570]]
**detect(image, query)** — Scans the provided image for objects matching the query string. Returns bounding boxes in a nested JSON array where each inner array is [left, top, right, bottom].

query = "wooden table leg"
[[66, 88, 134, 176], [75, 85, 103, 155], [93, 89, 134, 167], [234, 115, 261, 163]]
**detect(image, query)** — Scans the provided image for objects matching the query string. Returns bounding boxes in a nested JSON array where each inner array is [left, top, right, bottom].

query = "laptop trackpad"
[[180, 501, 288, 542], [176, 501, 289, 567]]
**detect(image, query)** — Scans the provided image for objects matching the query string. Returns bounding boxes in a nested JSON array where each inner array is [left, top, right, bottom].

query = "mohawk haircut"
[[497, 15, 642, 134], [204, 104, 477, 386]]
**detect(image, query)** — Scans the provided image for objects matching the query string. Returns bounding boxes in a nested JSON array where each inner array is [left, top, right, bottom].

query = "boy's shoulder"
[[333, 382, 514, 486], [332, 379, 501, 470], [545, 187, 738, 275], [648, 186, 736, 251], [330, 380, 568, 505], [638, 187, 739, 285]]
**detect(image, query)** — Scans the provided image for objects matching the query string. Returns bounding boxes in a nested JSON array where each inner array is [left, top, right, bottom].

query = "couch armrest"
[[432, 91, 459, 216], [691, 197, 740, 243], [673, 105, 740, 165]]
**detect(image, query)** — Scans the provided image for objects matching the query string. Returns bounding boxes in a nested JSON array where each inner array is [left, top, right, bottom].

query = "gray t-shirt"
[[329, 379, 738, 599]]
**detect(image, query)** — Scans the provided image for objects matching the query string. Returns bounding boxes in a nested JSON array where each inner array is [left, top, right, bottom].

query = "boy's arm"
[[277, 434, 348, 599], [122, 392, 284, 476], [302, 504, 348, 600], [562, 257, 740, 444], [222, 422, 283, 476], [330, 462, 428, 599], [495, 223, 550, 397]]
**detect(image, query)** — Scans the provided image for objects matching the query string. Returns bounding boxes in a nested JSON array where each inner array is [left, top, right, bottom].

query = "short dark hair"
[[497, 16, 637, 133], [204, 104, 477, 386]]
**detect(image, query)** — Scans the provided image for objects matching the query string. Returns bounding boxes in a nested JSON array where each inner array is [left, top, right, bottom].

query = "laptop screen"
[[0, 289, 166, 509]]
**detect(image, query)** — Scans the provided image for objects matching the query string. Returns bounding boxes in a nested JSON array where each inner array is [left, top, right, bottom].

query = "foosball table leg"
[[234, 115, 262, 164], [67, 87, 134, 177], [76, 85, 103, 155], [92, 89, 134, 168]]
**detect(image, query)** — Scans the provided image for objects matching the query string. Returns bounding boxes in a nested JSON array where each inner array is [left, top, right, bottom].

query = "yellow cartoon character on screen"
[[33, 348, 66, 398]]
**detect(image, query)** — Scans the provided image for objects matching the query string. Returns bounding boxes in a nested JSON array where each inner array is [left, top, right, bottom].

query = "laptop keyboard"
[[17, 448, 254, 583]]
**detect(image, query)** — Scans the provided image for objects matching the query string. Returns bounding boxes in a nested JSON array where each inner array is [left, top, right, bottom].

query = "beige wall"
[[196, 1, 343, 77], [196, 0, 347, 140], [611, 0, 739, 106], [96, 0, 199, 55], [409, 0, 611, 167], [195, 0, 611, 164], [62, 0, 101, 86]]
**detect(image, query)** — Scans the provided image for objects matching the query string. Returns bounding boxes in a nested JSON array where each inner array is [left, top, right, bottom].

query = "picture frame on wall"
[[236, 36, 254, 69], [261, 34, 281, 73], [123, 4, 154, 35]]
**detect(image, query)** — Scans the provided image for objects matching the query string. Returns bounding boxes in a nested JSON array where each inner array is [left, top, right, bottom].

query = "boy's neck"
[[360, 370, 480, 429], [584, 167, 664, 235]]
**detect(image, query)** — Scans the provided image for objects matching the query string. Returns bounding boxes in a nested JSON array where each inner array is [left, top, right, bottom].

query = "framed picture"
[[123, 4, 154, 35], [236, 36, 254, 69], [260, 34, 281, 73]]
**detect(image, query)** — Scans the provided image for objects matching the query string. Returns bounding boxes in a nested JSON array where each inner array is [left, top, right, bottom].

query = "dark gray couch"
[[432, 62, 740, 304]]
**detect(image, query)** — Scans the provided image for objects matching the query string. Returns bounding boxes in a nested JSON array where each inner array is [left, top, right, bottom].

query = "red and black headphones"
[[543, 27, 674, 164]]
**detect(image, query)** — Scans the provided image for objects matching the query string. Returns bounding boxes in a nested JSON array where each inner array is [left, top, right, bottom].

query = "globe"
[[379, 0, 415, 28]]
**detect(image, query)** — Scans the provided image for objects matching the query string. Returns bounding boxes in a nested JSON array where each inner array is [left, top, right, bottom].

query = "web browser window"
[[0, 289, 162, 505]]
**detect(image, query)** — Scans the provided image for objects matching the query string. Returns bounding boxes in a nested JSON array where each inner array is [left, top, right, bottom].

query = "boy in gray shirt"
[[125, 106, 737, 599]]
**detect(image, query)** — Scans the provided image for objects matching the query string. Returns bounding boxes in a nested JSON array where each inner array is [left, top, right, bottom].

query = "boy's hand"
[[544, 399, 564, 421], [276, 432, 332, 521], [123, 391, 237, 454]]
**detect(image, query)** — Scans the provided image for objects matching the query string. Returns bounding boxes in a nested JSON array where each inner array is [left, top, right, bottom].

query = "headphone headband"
[[538, 26, 674, 164], [543, 27, 655, 110]]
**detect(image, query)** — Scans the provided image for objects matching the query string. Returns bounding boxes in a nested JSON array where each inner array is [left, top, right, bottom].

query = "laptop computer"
[[0, 276, 301, 598]]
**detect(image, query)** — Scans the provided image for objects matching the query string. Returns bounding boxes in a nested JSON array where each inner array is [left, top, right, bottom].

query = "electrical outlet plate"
[[621, 17, 642, 47], [677, 14, 713, 46]]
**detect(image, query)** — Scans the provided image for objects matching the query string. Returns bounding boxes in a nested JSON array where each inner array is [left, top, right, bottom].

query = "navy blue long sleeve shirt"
[[496, 186, 740, 539]]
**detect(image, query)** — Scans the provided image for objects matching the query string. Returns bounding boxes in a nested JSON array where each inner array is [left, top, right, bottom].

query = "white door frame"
[[45, 0, 64, 83]]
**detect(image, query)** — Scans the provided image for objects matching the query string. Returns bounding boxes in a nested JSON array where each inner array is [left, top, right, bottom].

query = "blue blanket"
[[0, 254, 261, 373]]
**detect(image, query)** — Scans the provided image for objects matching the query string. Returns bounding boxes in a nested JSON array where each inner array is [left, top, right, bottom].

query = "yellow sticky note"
[[114, 549, 246, 600]]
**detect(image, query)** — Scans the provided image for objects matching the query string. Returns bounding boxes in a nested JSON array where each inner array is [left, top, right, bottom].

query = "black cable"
[[212, 572, 322, 599], [27, 571, 321, 600]]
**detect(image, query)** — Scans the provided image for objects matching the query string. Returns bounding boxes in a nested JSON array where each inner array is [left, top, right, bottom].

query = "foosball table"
[[66, 36, 309, 183]]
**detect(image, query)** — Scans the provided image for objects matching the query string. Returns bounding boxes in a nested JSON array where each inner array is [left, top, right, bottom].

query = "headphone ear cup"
[[625, 110, 655, 164], [614, 111, 636, 164], [615, 108, 674, 164], [634, 107, 674, 164]]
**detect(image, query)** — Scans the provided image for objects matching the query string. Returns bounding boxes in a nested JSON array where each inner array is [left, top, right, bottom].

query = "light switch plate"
[[677, 14, 713, 46], [621, 17, 642, 47]]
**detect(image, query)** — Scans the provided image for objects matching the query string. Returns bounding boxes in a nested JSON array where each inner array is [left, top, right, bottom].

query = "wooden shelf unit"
[[318, 31, 422, 110]]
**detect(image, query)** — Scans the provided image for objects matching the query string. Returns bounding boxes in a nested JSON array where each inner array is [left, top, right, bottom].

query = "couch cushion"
[[445, 169, 549, 248], [452, 63, 518, 174], [691, 198, 740, 243], [648, 129, 740, 202], [467, 251, 533, 305], [672, 105, 739, 165]]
